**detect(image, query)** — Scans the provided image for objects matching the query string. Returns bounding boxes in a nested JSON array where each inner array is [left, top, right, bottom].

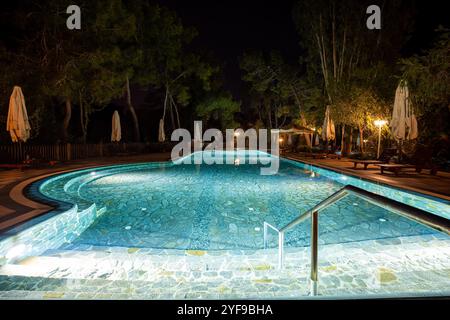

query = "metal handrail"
[[263, 184, 450, 296]]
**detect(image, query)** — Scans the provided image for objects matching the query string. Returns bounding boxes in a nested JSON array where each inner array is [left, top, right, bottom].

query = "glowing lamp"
[[374, 119, 387, 127]]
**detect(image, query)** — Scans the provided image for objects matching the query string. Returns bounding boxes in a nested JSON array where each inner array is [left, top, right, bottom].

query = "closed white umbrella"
[[158, 119, 165, 142], [7, 86, 31, 143], [314, 134, 320, 146], [111, 111, 121, 142], [322, 105, 335, 141], [194, 121, 202, 142], [391, 82, 407, 140], [406, 92, 418, 140], [407, 114, 418, 140], [391, 81, 418, 141]]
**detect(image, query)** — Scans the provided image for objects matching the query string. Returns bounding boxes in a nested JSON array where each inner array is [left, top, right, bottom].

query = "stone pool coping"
[[0, 153, 171, 233], [284, 154, 450, 202], [1, 164, 112, 232]]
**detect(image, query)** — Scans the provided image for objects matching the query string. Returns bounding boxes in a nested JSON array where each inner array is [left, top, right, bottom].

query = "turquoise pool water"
[[33, 151, 449, 251]]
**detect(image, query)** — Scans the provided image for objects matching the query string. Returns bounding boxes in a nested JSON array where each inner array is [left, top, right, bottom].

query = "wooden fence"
[[0, 142, 176, 163]]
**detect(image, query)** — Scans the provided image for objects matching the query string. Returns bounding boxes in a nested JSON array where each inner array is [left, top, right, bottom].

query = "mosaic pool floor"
[[37, 158, 445, 251], [0, 234, 449, 299]]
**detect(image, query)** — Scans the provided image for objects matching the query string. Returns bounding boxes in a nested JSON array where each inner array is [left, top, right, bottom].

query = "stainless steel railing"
[[263, 185, 450, 296]]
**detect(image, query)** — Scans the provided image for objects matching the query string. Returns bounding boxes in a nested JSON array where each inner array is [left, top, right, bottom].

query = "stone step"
[[1, 254, 307, 282], [41, 235, 450, 274], [1, 236, 447, 284], [0, 266, 448, 300]]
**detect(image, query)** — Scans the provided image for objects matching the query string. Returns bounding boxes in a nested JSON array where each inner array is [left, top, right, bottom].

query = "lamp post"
[[374, 120, 388, 159], [310, 127, 316, 146]]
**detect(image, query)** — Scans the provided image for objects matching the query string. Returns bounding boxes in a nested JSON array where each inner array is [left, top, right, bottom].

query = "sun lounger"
[[350, 160, 383, 169], [324, 153, 341, 160], [349, 148, 397, 169], [377, 164, 417, 176], [311, 153, 327, 159]]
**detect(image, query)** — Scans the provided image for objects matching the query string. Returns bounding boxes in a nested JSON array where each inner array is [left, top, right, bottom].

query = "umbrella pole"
[[377, 125, 382, 159], [19, 142, 23, 163]]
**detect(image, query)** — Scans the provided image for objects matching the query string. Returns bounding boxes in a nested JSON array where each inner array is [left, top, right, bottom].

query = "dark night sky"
[[157, 0, 449, 100], [157, 0, 301, 100], [1, 0, 448, 103]]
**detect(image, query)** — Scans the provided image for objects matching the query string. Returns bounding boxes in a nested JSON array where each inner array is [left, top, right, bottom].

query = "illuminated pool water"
[[0, 150, 449, 299], [30, 151, 448, 251]]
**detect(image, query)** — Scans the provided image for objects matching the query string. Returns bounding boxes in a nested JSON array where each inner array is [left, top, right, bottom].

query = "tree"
[[3, 0, 89, 142], [334, 87, 389, 153], [240, 51, 309, 133], [401, 28, 450, 115], [292, 0, 414, 152], [400, 27, 450, 143], [293, 0, 414, 104], [92, 0, 142, 141], [140, 6, 217, 136], [195, 93, 240, 130]]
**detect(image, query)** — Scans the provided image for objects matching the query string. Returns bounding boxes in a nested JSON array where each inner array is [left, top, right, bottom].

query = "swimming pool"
[[0, 150, 449, 299]]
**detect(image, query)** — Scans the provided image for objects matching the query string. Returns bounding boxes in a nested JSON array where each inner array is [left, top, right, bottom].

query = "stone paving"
[[0, 234, 448, 299]]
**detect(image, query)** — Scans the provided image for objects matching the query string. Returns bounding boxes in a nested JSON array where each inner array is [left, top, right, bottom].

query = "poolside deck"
[[0, 152, 449, 233]]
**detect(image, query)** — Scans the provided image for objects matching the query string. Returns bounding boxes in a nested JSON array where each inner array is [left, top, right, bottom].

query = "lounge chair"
[[378, 145, 439, 176], [325, 153, 342, 160], [407, 144, 439, 175], [349, 149, 397, 169], [377, 163, 417, 176]]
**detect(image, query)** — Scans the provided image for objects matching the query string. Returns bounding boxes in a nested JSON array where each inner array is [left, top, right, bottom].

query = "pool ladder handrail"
[[263, 184, 450, 296]]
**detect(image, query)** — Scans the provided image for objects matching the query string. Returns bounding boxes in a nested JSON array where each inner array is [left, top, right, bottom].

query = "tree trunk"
[[340, 124, 345, 155], [266, 104, 272, 129], [62, 97, 72, 142], [332, 3, 337, 80], [291, 86, 311, 147], [348, 127, 353, 154], [169, 100, 176, 131], [274, 104, 278, 129], [339, 26, 347, 81], [169, 93, 181, 128], [359, 125, 364, 153], [125, 74, 140, 142], [79, 93, 88, 144], [162, 86, 168, 121]]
